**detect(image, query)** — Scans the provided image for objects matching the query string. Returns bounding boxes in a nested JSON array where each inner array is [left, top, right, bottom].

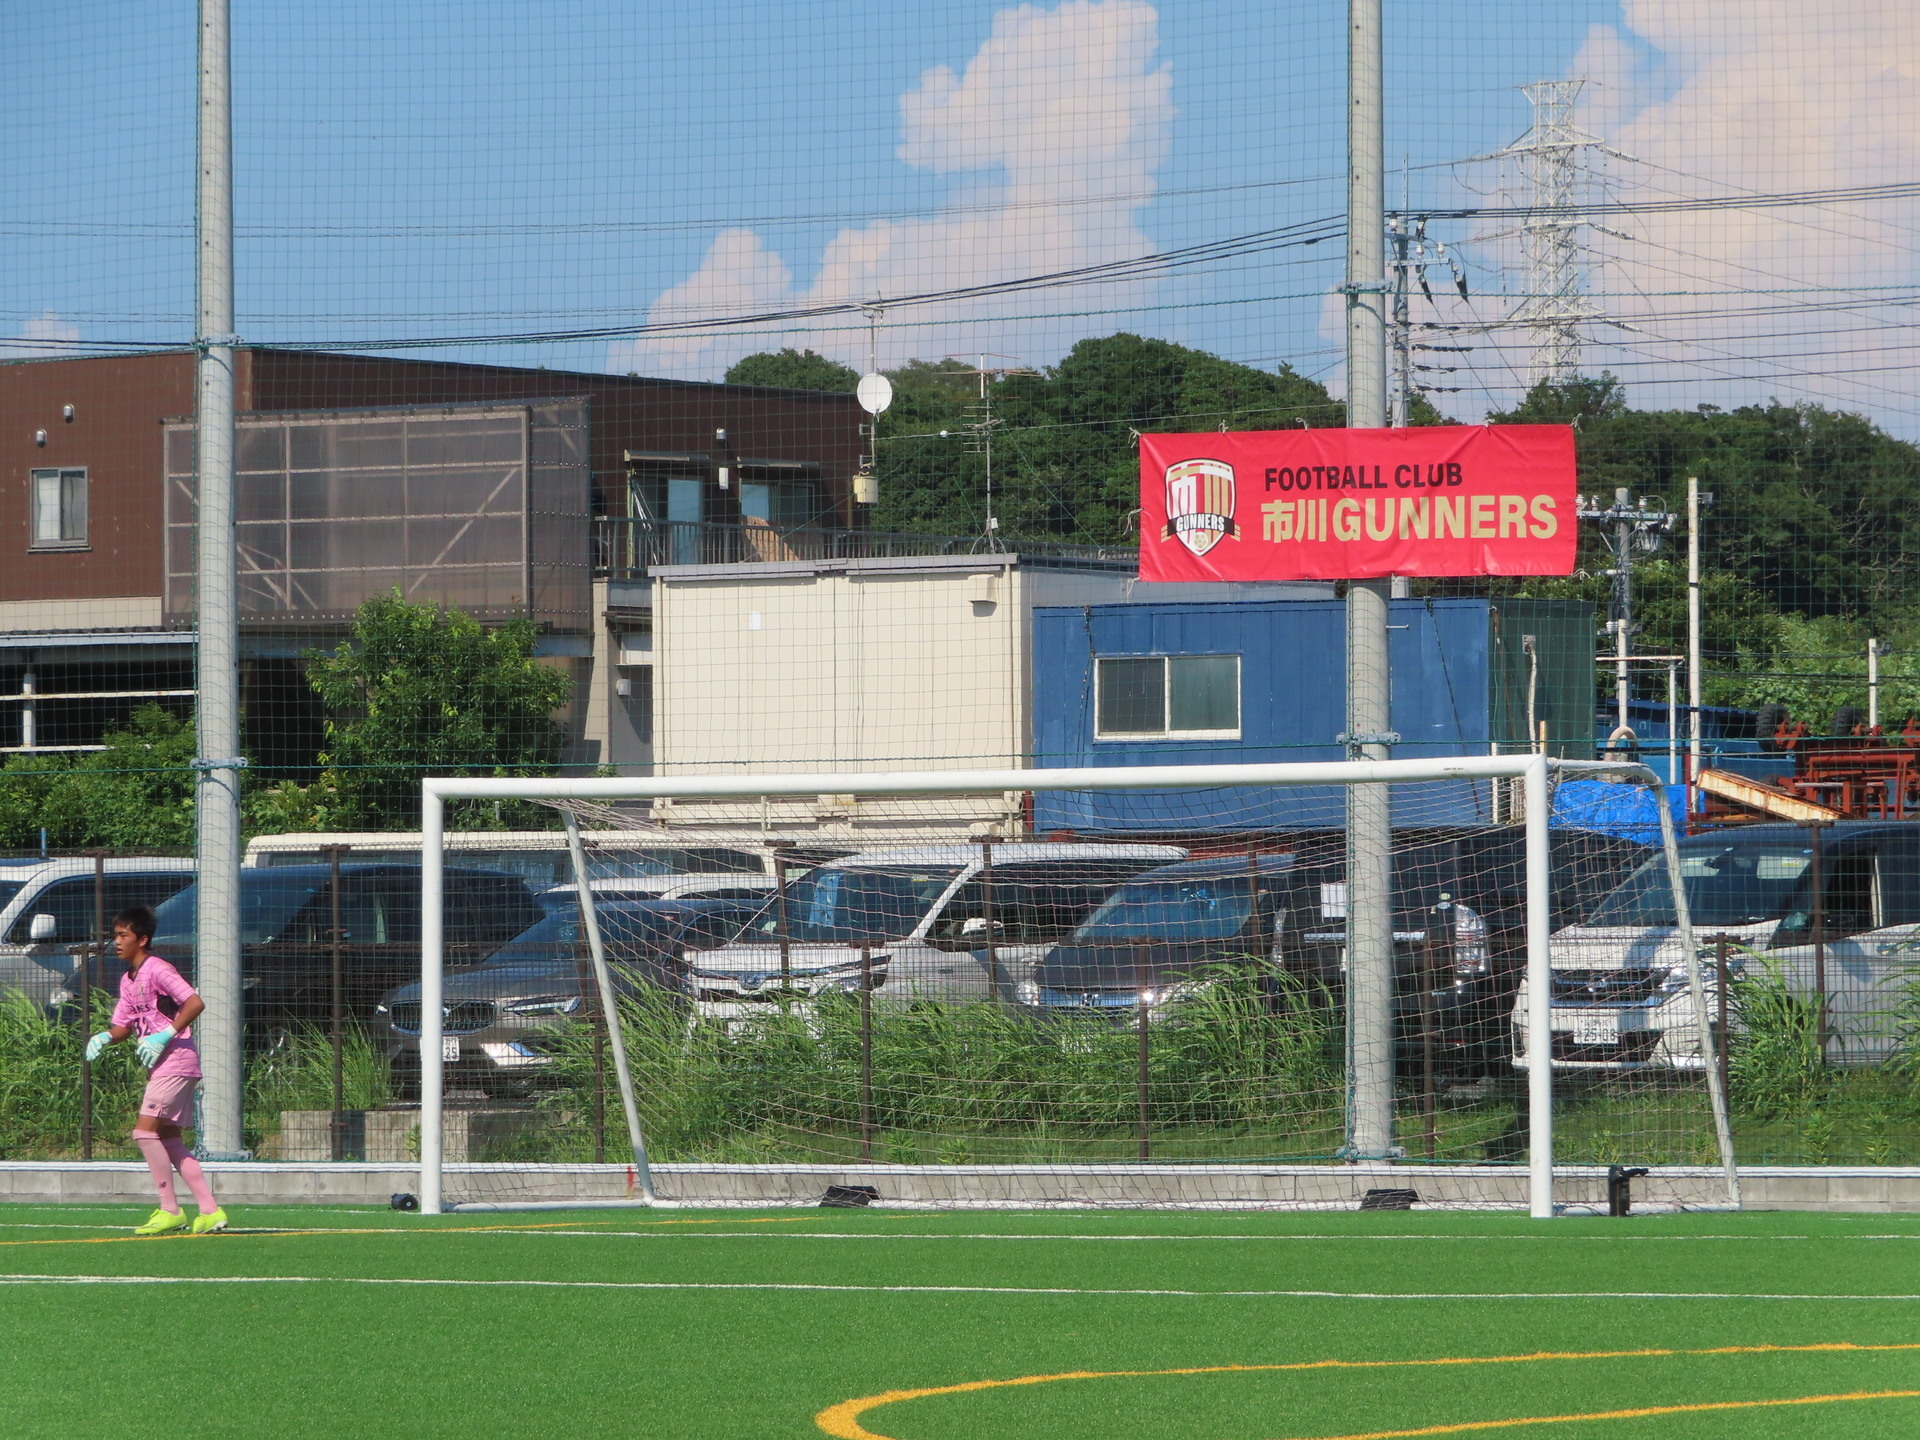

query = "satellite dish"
[[856, 373, 893, 415]]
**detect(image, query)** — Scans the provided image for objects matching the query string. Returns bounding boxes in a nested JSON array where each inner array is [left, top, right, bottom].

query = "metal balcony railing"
[[592, 518, 1134, 580]]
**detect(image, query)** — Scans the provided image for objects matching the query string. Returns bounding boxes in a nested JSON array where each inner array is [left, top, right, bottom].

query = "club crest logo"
[[1162, 458, 1237, 556]]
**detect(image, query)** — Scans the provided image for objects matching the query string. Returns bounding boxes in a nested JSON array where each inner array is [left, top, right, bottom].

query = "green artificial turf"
[[0, 1205, 1916, 1438]]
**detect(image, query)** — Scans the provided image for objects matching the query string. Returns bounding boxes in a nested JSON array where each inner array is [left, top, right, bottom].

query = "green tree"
[[304, 593, 573, 830], [0, 705, 197, 851], [724, 348, 859, 392], [872, 335, 1342, 543], [1491, 375, 1920, 627]]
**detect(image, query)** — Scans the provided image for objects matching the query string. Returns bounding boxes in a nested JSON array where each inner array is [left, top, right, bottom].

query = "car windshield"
[[153, 875, 330, 947], [1586, 841, 1813, 927], [750, 866, 963, 943], [479, 909, 686, 965], [1074, 874, 1253, 942]]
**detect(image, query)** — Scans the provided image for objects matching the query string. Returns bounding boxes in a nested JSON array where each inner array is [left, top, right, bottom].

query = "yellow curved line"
[[1307, 1390, 1920, 1439], [815, 1343, 1920, 1440]]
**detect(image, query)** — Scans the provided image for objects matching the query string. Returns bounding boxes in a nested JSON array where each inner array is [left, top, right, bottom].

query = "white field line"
[[4, 1274, 1920, 1301]]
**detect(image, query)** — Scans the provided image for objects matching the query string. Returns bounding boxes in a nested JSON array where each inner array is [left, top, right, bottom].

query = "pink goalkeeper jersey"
[[111, 955, 201, 1080]]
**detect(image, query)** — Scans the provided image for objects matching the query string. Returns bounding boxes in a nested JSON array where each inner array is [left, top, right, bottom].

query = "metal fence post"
[[860, 943, 874, 1162], [325, 845, 348, 1161]]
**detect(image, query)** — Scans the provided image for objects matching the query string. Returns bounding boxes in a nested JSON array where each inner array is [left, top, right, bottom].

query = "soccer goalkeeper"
[[86, 905, 229, 1236]]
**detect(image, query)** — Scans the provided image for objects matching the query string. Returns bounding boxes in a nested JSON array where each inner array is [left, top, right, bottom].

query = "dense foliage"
[[0, 593, 575, 847], [0, 705, 197, 851], [715, 339, 1920, 723], [299, 593, 572, 830]]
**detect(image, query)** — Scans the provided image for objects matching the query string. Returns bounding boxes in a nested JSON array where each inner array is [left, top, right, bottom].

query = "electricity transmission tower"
[[1497, 80, 1614, 388]]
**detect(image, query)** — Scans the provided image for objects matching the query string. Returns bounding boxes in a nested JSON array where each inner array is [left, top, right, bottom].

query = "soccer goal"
[[413, 756, 1738, 1217]]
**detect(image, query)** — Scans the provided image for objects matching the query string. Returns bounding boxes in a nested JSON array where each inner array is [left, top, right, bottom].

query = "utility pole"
[[193, 0, 246, 1157], [1686, 478, 1710, 813], [1869, 639, 1892, 731], [1342, 0, 1396, 1161], [1581, 487, 1676, 744], [1389, 217, 1411, 428]]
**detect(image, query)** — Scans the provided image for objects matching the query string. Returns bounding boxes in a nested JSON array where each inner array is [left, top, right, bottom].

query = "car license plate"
[[442, 1036, 461, 1062], [1573, 1014, 1619, 1046]]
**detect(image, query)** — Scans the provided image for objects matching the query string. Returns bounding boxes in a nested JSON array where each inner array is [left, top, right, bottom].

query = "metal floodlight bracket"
[[1337, 281, 1390, 295], [194, 332, 243, 350], [189, 757, 250, 772], [1336, 731, 1401, 747]]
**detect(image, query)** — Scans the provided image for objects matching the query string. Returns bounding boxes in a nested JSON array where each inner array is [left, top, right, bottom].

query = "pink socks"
[[133, 1132, 219, 1215], [133, 1133, 178, 1213], [162, 1135, 220, 1214]]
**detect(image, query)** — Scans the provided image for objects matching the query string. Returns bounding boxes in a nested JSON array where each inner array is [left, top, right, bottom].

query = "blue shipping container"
[[1030, 597, 1594, 833]]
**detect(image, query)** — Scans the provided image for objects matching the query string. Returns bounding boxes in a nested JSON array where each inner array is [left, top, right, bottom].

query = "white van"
[[1514, 822, 1920, 1070], [0, 858, 197, 1012], [245, 831, 796, 902], [687, 843, 1186, 1021]]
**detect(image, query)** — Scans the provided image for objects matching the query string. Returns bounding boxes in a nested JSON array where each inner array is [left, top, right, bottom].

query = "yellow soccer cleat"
[[134, 1208, 189, 1237], [189, 1208, 230, 1235]]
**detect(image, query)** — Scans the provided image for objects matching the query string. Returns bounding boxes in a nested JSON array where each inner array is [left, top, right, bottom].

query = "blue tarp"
[[1552, 780, 1687, 846]]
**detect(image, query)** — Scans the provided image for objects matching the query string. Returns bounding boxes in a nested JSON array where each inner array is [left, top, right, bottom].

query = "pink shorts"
[[137, 1075, 198, 1128]]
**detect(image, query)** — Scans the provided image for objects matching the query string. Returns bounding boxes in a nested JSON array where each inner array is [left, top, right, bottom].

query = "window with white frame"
[[29, 467, 88, 550], [1094, 654, 1241, 739]]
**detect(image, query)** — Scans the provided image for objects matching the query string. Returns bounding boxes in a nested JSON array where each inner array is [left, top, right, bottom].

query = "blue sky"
[[8, 2, 1919, 430]]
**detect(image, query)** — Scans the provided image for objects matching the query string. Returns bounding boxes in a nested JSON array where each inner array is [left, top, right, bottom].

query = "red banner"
[[1138, 425, 1576, 581]]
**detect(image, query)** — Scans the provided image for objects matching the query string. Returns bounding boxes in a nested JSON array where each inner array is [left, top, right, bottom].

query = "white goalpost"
[[416, 756, 1738, 1217]]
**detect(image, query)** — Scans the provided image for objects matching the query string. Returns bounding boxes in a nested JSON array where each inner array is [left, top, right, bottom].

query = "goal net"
[[411, 757, 1738, 1215]]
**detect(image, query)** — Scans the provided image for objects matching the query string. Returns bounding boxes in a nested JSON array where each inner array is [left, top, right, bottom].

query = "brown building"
[[1, 349, 864, 774]]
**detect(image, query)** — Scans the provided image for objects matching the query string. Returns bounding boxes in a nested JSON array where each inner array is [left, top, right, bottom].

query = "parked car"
[[0, 858, 196, 1014], [150, 863, 547, 1037], [1025, 828, 1647, 1073], [377, 896, 767, 1096], [246, 830, 844, 900], [1515, 821, 1920, 1071], [687, 843, 1187, 1020]]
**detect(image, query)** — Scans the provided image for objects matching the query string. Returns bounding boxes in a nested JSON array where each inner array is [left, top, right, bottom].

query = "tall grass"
[[535, 967, 1347, 1164], [0, 989, 391, 1159], [1727, 958, 1830, 1122], [243, 1025, 390, 1154], [1718, 957, 1920, 1163], [0, 991, 145, 1157]]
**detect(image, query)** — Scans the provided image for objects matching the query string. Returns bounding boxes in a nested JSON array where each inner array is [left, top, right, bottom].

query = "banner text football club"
[[1138, 425, 1576, 581]]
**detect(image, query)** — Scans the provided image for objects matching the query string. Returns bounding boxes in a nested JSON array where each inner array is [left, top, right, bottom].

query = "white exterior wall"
[[643, 556, 1332, 843], [648, 556, 1134, 840]]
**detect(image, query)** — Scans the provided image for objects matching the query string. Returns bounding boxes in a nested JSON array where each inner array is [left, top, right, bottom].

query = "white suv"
[[0, 858, 197, 1012], [687, 843, 1186, 1022], [1514, 822, 1920, 1070]]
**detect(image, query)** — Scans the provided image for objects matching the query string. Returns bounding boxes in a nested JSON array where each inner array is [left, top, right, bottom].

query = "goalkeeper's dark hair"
[[113, 906, 156, 944]]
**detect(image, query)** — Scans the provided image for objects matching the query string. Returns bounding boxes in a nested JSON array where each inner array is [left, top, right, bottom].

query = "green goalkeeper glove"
[[84, 1031, 112, 1063], [135, 1027, 175, 1068]]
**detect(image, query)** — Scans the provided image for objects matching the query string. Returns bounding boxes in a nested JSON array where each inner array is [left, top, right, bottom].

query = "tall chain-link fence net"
[[3, 2, 1919, 1185]]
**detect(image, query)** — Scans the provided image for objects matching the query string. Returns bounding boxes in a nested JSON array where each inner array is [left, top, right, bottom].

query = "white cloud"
[[613, 0, 1173, 380], [1458, 4, 1920, 427], [0, 311, 81, 359]]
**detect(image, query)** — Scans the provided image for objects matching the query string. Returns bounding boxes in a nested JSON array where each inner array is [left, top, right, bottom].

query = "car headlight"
[[49, 989, 74, 1008], [505, 996, 581, 1016], [373, 1003, 389, 1015], [1144, 978, 1217, 1014], [1014, 979, 1040, 1005]]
